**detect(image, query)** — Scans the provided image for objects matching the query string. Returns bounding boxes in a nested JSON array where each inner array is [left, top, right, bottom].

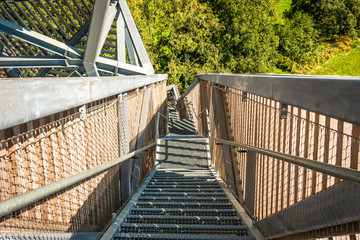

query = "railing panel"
[[0, 80, 167, 234], [178, 76, 360, 239]]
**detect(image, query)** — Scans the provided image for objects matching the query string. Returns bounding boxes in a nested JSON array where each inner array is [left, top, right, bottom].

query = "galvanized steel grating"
[[125, 215, 242, 225], [104, 137, 256, 239], [114, 233, 254, 240], [129, 208, 237, 217], [119, 223, 248, 235], [133, 202, 234, 209]]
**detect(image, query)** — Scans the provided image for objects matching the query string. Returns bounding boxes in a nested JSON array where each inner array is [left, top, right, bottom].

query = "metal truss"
[[0, 0, 155, 77]]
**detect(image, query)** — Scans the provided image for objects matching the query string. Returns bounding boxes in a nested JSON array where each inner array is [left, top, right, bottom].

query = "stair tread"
[[114, 233, 255, 240], [130, 208, 237, 216], [121, 223, 247, 229]]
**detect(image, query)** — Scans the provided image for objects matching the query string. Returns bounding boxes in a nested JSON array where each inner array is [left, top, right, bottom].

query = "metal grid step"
[[153, 175, 214, 181], [143, 188, 223, 193], [114, 233, 255, 240], [130, 208, 237, 216], [137, 196, 230, 203], [125, 215, 242, 225], [141, 192, 226, 197], [150, 179, 217, 183], [107, 130, 258, 239], [120, 223, 249, 235], [153, 173, 213, 177], [134, 202, 234, 209], [146, 183, 220, 188]]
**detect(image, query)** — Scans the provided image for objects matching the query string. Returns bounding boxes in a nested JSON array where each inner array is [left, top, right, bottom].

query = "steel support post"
[[119, 0, 154, 74], [245, 151, 256, 216], [83, 0, 118, 76], [116, 10, 126, 63]]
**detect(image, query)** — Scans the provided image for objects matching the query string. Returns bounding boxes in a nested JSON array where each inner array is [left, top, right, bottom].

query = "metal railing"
[[0, 79, 168, 234], [178, 73, 360, 239], [191, 105, 360, 186], [0, 111, 166, 219]]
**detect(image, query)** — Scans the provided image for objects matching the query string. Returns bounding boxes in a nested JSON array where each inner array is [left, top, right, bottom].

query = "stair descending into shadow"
[[168, 105, 197, 136], [156, 137, 209, 169], [110, 104, 257, 240]]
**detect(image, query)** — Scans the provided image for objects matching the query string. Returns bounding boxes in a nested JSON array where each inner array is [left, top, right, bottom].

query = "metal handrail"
[[192, 105, 360, 185], [187, 74, 360, 126], [210, 136, 360, 185], [0, 112, 167, 219]]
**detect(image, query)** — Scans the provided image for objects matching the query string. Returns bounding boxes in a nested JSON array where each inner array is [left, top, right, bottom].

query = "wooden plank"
[[302, 111, 310, 200], [48, 117, 61, 223], [225, 91, 243, 196], [58, 113, 71, 224], [12, 126, 27, 218], [213, 88, 236, 191], [351, 125, 360, 170], [311, 113, 320, 195], [294, 108, 301, 203], [322, 117, 331, 190], [265, 99, 272, 218], [270, 101, 277, 214], [25, 121, 41, 220], [91, 108, 102, 226], [245, 151, 256, 215], [335, 120, 344, 184], [286, 106, 294, 208], [275, 102, 283, 212], [64, 113, 78, 222], [261, 98, 270, 219], [280, 105, 288, 210], [78, 116, 88, 225], [0, 131, 10, 202]]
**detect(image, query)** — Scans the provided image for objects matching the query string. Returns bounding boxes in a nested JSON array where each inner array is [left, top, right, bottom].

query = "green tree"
[[203, 0, 279, 73], [128, 0, 223, 92], [289, 0, 360, 38], [276, 11, 324, 71]]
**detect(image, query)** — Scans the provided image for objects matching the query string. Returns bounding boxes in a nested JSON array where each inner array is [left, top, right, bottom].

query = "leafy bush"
[[204, 0, 279, 73], [289, 0, 360, 39], [128, 0, 224, 92], [276, 11, 325, 71]]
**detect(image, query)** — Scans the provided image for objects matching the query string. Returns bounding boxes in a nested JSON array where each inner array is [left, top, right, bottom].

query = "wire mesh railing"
[[0, 80, 167, 236], [178, 76, 360, 239]]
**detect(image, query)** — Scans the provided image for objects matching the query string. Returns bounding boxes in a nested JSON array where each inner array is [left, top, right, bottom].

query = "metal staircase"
[[113, 169, 254, 239], [102, 104, 261, 239]]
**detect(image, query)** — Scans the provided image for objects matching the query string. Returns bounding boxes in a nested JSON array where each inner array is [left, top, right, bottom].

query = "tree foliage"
[[128, 0, 223, 92], [204, 0, 279, 73], [288, 0, 360, 38], [128, 0, 279, 92], [126, 0, 358, 89], [276, 11, 324, 71]]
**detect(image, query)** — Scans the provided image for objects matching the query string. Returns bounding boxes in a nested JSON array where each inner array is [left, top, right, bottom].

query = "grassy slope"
[[273, 0, 360, 76], [309, 43, 360, 76]]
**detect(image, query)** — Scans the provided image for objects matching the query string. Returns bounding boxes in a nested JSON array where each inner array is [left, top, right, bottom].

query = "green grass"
[[309, 43, 360, 76]]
